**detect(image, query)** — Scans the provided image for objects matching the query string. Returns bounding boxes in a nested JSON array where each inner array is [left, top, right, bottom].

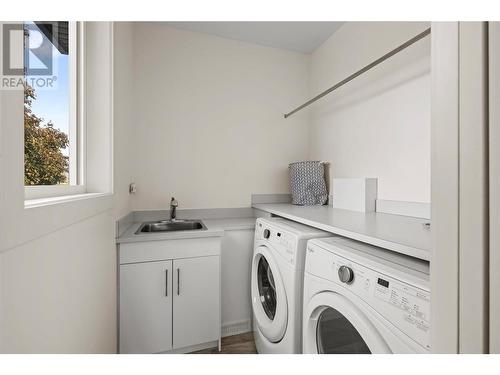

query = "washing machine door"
[[251, 245, 288, 343], [304, 292, 390, 354]]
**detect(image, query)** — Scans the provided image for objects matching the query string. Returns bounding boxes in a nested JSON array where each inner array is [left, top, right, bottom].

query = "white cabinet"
[[118, 237, 221, 354], [173, 256, 220, 349], [119, 260, 173, 354]]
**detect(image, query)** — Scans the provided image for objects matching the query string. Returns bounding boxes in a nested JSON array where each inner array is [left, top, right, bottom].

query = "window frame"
[[24, 21, 86, 201]]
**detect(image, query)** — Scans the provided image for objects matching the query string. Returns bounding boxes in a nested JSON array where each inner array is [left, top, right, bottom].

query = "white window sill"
[[25, 192, 111, 209]]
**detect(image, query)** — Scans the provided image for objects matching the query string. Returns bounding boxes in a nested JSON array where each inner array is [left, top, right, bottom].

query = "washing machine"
[[303, 236, 430, 354], [251, 217, 331, 354]]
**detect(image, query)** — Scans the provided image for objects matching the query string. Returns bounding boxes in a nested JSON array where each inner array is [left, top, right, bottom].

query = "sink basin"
[[135, 219, 207, 234]]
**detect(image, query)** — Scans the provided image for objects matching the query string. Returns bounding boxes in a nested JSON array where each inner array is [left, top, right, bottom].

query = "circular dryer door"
[[303, 292, 390, 354], [251, 245, 288, 343]]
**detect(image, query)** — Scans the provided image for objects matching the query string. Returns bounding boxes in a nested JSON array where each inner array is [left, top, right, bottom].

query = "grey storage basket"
[[289, 161, 328, 206]]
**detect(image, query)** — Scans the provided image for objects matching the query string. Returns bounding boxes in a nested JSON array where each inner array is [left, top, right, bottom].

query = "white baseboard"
[[221, 319, 252, 337], [376, 199, 431, 219], [159, 340, 219, 354]]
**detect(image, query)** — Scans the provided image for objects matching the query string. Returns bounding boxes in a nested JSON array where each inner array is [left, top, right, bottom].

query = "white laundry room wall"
[[113, 22, 135, 219], [0, 22, 133, 353], [220, 228, 255, 336], [308, 22, 431, 203], [130, 23, 310, 210]]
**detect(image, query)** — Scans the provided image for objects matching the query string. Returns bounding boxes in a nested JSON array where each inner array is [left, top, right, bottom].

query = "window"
[[24, 21, 85, 199]]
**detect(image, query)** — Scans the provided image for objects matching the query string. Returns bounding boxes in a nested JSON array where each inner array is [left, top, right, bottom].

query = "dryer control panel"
[[255, 221, 297, 266], [306, 242, 430, 351], [373, 276, 430, 335]]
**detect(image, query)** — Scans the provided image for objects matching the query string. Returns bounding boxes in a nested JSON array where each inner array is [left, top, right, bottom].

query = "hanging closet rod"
[[284, 27, 431, 119]]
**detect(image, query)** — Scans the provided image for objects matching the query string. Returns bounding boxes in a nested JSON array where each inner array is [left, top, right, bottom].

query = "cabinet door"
[[173, 256, 220, 349], [119, 260, 173, 353]]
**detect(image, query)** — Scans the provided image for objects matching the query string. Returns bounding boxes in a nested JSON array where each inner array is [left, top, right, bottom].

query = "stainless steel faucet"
[[170, 197, 178, 221]]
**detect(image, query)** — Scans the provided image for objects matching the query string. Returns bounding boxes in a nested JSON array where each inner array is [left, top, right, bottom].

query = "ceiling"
[[165, 22, 345, 54]]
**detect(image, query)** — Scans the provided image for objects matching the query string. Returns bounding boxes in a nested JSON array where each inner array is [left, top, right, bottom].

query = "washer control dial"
[[263, 229, 271, 239], [338, 265, 354, 284]]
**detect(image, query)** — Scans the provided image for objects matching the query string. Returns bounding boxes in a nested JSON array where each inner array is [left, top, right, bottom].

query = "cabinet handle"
[[177, 268, 180, 295], [165, 269, 168, 297]]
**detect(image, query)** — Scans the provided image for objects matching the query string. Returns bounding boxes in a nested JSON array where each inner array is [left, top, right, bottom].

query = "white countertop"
[[253, 203, 431, 261], [116, 217, 256, 244]]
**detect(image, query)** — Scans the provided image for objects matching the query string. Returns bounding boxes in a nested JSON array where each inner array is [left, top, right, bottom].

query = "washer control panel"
[[256, 221, 297, 265], [306, 242, 430, 351]]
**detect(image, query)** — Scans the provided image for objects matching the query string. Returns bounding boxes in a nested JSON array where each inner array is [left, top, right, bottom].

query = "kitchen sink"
[[135, 219, 207, 234]]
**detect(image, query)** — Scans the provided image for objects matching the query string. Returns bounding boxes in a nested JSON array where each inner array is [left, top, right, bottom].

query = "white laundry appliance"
[[251, 217, 331, 354], [303, 236, 430, 354]]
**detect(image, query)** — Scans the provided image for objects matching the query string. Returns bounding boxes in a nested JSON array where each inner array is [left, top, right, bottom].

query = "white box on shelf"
[[332, 178, 378, 212]]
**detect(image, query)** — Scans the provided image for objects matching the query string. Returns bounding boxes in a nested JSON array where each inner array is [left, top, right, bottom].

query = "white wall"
[[309, 22, 431, 203], [113, 22, 134, 219], [220, 229, 254, 334], [130, 24, 310, 210], [0, 212, 116, 353], [0, 22, 120, 353]]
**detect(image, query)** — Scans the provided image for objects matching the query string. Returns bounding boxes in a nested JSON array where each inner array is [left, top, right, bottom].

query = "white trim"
[[489, 21, 500, 354], [376, 199, 431, 219], [221, 319, 252, 338], [458, 22, 489, 354], [79, 21, 87, 186], [430, 22, 460, 353], [24, 184, 86, 200], [68, 21, 78, 185], [109, 22, 115, 195], [429, 21, 489, 355], [24, 192, 110, 209], [159, 340, 219, 354]]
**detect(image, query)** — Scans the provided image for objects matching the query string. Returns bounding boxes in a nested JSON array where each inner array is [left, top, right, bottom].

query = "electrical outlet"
[[129, 183, 137, 194]]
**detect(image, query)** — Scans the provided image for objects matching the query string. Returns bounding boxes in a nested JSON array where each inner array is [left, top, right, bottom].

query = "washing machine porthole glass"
[[257, 256, 277, 320], [316, 307, 371, 354]]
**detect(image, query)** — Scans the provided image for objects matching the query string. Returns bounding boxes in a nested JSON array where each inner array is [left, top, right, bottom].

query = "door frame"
[[489, 22, 500, 354], [431, 22, 489, 353]]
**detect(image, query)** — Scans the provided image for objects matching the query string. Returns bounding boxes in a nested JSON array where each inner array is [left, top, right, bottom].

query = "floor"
[[192, 332, 257, 354]]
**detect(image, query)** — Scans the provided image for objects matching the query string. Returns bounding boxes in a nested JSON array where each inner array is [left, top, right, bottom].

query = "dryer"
[[303, 236, 430, 354], [251, 217, 331, 354]]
